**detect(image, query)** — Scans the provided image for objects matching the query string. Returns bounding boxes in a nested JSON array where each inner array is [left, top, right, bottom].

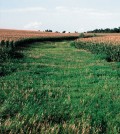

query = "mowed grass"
[[0, 41, 120, 134]]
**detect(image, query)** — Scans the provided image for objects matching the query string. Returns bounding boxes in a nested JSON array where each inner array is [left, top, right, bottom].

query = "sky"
[[0, 0, 120, 32]]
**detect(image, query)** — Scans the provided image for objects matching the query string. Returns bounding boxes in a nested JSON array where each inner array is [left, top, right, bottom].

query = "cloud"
[[0, 7, 46, 13], [55, 6, 115, 17], [24, 22, 42, 30], [55, 6, 69, 12]]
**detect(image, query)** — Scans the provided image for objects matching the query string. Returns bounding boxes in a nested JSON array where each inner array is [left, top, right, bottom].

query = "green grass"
[[0, 36, 78, 62], [0, 41, 120, 134]]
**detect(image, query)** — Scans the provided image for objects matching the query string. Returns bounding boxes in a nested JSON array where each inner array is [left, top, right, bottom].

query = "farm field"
[[0, 40, 120, 134], [0, 29, 79, 42], [1, 0, 120, 133], [76, 34, 120, 62], [78, 34, 120, 45], [0, 29, 79, 63]]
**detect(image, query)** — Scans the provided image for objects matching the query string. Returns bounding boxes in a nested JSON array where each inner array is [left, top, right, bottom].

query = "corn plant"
[[76, 36, 120, 62]]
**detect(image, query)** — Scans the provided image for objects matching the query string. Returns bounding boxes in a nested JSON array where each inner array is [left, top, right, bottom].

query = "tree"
[[62, 31, 66, 33]]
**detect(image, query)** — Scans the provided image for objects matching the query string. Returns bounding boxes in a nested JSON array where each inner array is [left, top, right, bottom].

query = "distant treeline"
[[87, 27, 120, 33]]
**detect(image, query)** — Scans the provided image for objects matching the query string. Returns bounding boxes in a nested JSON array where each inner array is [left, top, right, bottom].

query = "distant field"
[[78, 34, 120, 45], [0, 29, 79, 42]]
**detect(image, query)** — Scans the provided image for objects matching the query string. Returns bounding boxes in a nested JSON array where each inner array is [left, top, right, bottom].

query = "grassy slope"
[[0, 41, 120, 134]]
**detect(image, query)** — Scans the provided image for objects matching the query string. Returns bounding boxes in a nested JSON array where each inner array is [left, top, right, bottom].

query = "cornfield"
[[0, 29, 79, 43], [0, 29, 79, 61], [78, 35, 120, 45], [75, 35, 120, 62]]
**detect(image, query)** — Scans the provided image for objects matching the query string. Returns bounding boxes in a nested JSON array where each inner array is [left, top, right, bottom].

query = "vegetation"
[[0, 36, 78, 62], [0, 29, 79, 43], [75, 41, 120, 62], [45, 29, 53, 32], [13, 36, 78, 46], [76, 35, 120, 62], [0, 41, 120, 133], [79, 33, 97, 38], [87, 27, 120, 33], [0, 40, 16, 62]]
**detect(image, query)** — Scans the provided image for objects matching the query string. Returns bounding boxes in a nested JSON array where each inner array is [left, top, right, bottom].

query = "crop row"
[[75, 41, 120, 62], [0, 36, 78, 48], [0, 40, 15, 48], [78, 35, 120, 45], [0, 36, 79, 62]]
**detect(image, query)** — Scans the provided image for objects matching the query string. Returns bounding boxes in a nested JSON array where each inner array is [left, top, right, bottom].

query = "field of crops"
[[0, 30, 120, 133], [76, 34, 120, 62], [78, 35, 120, 45], [0, 29, 79, 50], [0, 29, 79, 42], [0, 29, 79, 62]]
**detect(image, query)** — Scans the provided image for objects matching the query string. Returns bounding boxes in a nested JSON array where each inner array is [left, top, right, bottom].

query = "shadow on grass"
[[0, 50, 24, 76], [9, 51, 24, 59]]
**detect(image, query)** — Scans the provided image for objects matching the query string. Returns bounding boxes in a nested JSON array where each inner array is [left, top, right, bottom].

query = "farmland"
[[0, 30, 120, 134], [76, 34, 120, 62], [78, 35, 120, 45], [0, 29, 79, 63], [0, 29, 79, 42]]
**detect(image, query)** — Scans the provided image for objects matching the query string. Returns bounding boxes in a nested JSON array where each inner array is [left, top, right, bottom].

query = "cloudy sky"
[[0, 0, 120, 32]]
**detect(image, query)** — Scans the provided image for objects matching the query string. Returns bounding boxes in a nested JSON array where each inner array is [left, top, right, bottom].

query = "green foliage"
[[93, 33, 97, 37], [14, 36, 79, 47], [0, 41, 120, 133], [0, 40, 15, 62], [5, 40, 9, 48], [0, 36, 78, 62], [0, 46, 20, 63], [79, 33, 85, 38], [75, 41, 120, 62], [87, 27, 120, 33], [0, 40, 5, 47], [79, 33, 97, 38]]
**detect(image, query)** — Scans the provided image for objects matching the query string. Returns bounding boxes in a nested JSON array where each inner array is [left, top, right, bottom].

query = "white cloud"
[[55, 6, 115, 17], [55, 6, 69, 12], [24, 22, 42, 30], [0, 7, 46, 13]]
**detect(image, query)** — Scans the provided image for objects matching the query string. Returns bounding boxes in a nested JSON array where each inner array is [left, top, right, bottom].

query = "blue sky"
[[0, 0, 120, 32]]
